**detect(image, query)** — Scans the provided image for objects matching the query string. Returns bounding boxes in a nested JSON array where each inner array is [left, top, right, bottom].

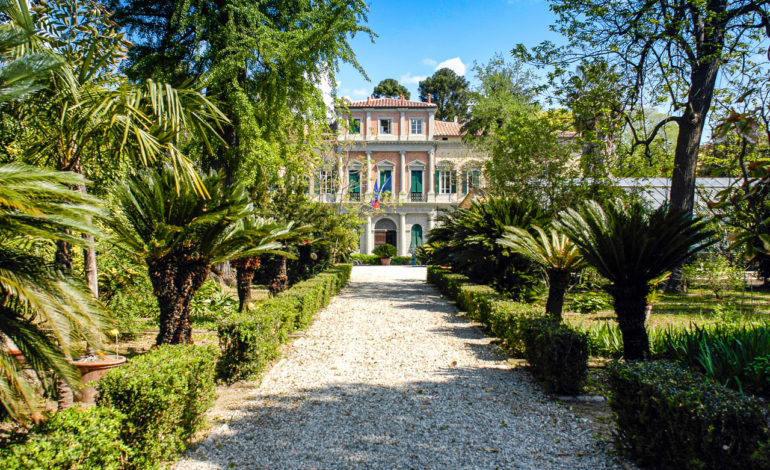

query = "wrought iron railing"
[[410, 192, 424, 202], [349, 192, 361, 202]]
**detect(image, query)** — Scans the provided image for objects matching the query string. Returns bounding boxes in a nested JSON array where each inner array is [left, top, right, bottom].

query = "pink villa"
[[310, 96, 486, 256]]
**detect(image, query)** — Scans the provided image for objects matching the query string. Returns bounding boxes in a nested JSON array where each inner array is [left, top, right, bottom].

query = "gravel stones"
[[174, 266, 621, 470]]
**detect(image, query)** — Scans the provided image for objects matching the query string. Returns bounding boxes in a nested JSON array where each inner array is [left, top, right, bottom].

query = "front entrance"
[[374, 218, 398, 251]]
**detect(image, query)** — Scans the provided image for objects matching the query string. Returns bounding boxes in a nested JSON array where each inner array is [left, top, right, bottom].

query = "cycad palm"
[[0, 164, 108, 420], [111, 165, 269, 344], [556, 199, 715, 360], [498, 226, 584, 321]]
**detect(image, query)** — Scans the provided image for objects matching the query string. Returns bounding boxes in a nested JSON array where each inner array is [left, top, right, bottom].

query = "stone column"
[[365, 216, 373, 255], [428, 148, 435, 201], [365, 111, 372, 141], [428, 211, 435, 231], [399, 212, 408, 257], [337, 153, 345, 202], [308, 171, 316, 201], [365, 151, 373, 197], [399, 150, 407, 198], [400, 111, 406, 141]]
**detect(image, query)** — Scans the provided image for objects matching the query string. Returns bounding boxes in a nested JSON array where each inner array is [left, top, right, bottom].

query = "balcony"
[[410, 192, 425, 202], [349, 192, 361, 202]]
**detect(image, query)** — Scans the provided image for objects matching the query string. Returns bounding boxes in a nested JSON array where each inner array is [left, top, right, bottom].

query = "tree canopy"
[[373, 78, 409, 99], [106, 0, 373, 200], [418, 68, 470, 121]]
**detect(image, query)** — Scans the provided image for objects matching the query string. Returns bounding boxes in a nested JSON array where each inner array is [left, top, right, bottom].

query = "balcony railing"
[[410, 192, 425, 202], [349, 192, 361, 202]]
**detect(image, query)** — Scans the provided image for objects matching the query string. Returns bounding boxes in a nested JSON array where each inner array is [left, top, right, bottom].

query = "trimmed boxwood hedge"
[[608, 360, 770, 469], [217, 264, 351, 383], [521, 320, 589, 395], [97, 344, 219, 468], [0, 406, 131, 470]]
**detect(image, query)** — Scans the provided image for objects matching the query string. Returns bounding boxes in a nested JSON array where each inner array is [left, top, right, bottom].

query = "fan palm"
[[0, 164, 108, 421], [498, 226, 585, 321], [556, 199, 715, 360], [111, 165, 276, 344]]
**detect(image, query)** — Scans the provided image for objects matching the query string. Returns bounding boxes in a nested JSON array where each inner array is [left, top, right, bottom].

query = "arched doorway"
[[410, 224, 423, 250], [374, 218, 397, 250]]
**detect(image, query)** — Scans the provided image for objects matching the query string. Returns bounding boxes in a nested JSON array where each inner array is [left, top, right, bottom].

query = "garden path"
[[174, 266, 620, 469]]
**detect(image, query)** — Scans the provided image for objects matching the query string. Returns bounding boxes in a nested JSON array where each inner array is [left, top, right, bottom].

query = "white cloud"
[[352, 88, 368, 97], [422, 58, 437, 67], [435, 57, 467, 76], [400, 73, 427, 84]]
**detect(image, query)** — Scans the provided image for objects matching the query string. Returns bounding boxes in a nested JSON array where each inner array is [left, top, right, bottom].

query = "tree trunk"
[[148, 250, 210, 345], [232, 257, 261, 312], [666, 47, 723, 292], [268, 257, 288, 297], [55, 239, 73, 273], [611, 287, 651, 361], [545, 269, 571, 322]]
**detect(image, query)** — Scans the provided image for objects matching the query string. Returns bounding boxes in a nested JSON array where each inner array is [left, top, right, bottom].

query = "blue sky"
[[334, 0, 563, 101]]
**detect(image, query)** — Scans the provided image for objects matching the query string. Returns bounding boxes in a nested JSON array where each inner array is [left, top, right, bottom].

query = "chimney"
[[367, 95, 371, 104], [399, 94, 404, 104], [427, 93, 432, 104]]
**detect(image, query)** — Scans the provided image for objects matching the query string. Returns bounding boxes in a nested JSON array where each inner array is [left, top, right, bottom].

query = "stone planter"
[[380, 257, 391, 266], [69, 355, 126, 405]]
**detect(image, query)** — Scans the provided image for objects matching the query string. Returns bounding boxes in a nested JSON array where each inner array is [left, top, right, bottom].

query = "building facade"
[[309, 96, 485, 256]]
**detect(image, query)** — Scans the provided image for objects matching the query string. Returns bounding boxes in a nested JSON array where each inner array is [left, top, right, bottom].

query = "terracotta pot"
[[380, 257, 391, 266], [69, 356, 126, 405]]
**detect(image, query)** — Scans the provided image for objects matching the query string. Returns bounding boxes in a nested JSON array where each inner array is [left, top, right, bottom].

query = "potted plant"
[[373, 244, 397, 265]]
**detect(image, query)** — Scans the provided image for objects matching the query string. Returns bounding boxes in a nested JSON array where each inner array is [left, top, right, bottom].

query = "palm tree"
[[0, 164, 108, 421], [111, 165, 278, 345], [7, 0, 227, 294], [498, 226, 585, 321], [230, 217, 298, 312], [556, 199, 715, 360]]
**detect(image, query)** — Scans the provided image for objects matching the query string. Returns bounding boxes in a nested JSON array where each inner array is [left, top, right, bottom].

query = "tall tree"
[[516, 0, 770, 290], [418, 68, 470, 121], [107, 0, 373, 200], [373, 78, 410, 99]]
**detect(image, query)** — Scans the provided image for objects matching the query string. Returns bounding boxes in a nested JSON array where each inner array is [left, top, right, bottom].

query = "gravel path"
[[174, 266, 620, 469]]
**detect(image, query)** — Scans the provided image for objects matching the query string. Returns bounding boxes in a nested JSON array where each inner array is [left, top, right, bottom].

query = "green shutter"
[[349, 171, 360, 193], [410, 170, 422, 193], [462, 170, 468, 194], [435, 170, 439, 193], [451, 171, 457, 194]]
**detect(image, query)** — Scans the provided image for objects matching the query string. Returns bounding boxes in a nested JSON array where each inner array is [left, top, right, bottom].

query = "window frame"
[[319, 169, 335, 194], [438, 170, 452, 194], [351, 118, 361, 134], [410, 118, 424, 135], [379, 118, 392, 135]]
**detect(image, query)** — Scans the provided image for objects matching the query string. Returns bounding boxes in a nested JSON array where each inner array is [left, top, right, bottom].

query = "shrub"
[[426, 265, 452, 286], [97, 344, 218, 468], [460, 285, 500, 321], [0, 406, 131, 470], [372, 243, 397, 258], [567, 291, 611, 314], [441, 273, 472, 301], [522, 320, 589, 395], [217, 310, 282, 384], [352, 254, 412, 265], [217, 265, 351, 383], [659, 324, 770, 396], [484, 299, 542, 357], [608, 360, 770, 469]]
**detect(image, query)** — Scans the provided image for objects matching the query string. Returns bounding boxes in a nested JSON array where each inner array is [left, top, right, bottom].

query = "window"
[[350, 118, 361, 134], [438, 170, 453, 194], [410, 118, 423, 134], [319, 169, 335, 194], [379, 119, 391, 134], [463, 168, 481, 193], [379, 169, 392, 192]]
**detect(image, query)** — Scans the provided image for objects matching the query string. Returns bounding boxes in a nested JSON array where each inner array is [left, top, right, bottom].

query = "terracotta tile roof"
[[434, 120, 464, 136], [346, 97, 437, 108]]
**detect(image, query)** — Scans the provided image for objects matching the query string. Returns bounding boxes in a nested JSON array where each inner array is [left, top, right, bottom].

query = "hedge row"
[[217, 264, 352, 383], [351, 254, 413, 265], [608, 360, 770, 469], [0, 345, 219, 469], [427, 266, 588, 394]]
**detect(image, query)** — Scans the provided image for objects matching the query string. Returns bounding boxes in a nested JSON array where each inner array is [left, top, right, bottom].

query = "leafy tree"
[[556, 200, 715, 360], [0, 164, 108, 421], [111, 166, 272, 345], [418, 68, 470, 121], [107, 0, 373, 200], [373, 78, 410, 99], [517, 1, 770, 291], [498, 226, 585, 321]]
